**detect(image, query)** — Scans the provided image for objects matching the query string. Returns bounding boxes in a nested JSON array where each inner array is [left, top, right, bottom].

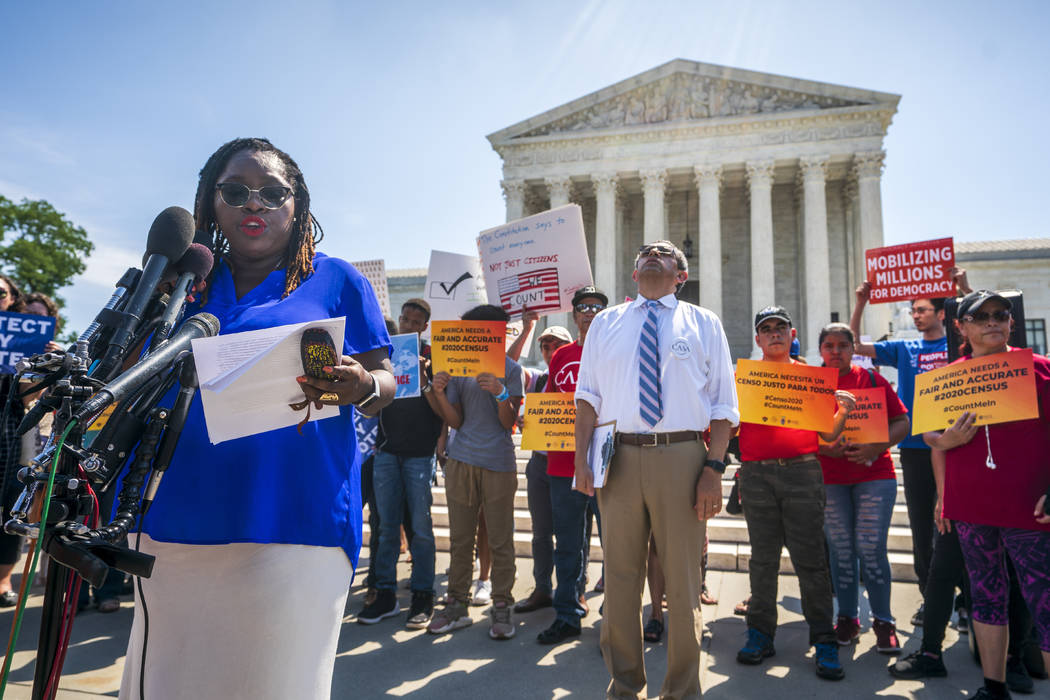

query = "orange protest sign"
[[912, 349, 1038, 434], [735, 360, 839, 432], [430, 321, 506, 377], [819, 388, 888, 445], [865, 237, 955, 304], [521, 393, 576, 451]]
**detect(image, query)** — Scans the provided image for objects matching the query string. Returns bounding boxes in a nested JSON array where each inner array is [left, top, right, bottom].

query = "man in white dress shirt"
[[573, 240, 739, 700]]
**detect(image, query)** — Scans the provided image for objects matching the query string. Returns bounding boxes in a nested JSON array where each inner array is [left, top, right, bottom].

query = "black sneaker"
[[406, 591, 434, 630], [889, 650, 948, 679], [737, 628, 775, 665], [954, 607, 970, 635], [537, 619, 581, 645], [357, 588, 400, 624], [1007, 655, 1034, 694], [911, 603, 925, 627]]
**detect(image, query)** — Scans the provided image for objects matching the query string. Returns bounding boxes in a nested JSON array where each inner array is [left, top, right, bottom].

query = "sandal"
[[700, 585, 718, 606], [643, 617, 664, 643], [733, 596, 750, 616]]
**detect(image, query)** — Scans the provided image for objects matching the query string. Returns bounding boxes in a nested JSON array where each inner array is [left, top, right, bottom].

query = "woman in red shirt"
[[817, 323, 910, 654], [924, 290, 1050, 700]]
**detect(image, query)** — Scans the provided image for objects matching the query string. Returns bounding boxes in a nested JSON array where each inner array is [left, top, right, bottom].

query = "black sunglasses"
[[963, 309, 1011, 323], [574, 302, 605, 313], [637, 243, 676, 257], [215, 182, 293, 209]]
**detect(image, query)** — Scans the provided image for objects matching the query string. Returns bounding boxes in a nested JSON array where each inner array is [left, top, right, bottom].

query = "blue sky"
[[1, 0, 1047, 332]]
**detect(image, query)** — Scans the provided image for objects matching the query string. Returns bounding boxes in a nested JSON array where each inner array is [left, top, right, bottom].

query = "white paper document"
[[190, 317, 346, 444], [588, 421, 616, 488]]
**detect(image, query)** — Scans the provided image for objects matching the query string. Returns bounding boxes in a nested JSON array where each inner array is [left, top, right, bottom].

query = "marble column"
[[800, 155, 831, 362], [501, 179, 525, 223], [853, 151, 891, 338], [592, 173, 619, 300], [640, 168, 667, 243], [545, 176, 572, 209], [747, 159, 776, 358], [694, 164, 723, 317]]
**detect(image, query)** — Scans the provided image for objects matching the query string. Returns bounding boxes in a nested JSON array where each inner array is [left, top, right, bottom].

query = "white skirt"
[[119, 535, 352, 700]]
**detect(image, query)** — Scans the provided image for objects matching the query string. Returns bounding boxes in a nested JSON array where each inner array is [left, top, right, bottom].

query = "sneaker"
[[911, 603, 925, 627], [873, 619, 902, 655], [405, 591, 434, 630], [889, 650, 947, 679], [427, 600, 473, 635], [737, 628, 776, 665], [363, 587, 378, 607], [489, 601, 515, 640], [835, 615, 860, 646], [954, 607, 970, 635], [470, 579, 492, 606], [814, 642, 846, 680], [1007, 655, 1034, 694], [357, 588, 400, 625], [537, 619, 581, 645]]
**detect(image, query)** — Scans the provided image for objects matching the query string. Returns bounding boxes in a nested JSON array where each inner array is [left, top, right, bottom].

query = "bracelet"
[[495, 385, 510, 402], [704, 459, 727, 474]]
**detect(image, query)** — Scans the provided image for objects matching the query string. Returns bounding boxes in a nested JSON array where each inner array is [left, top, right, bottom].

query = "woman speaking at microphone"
[[119, 138, 393, 699]]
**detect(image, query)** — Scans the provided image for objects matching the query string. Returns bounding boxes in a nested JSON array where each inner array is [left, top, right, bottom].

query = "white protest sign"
[[351, 259, 391, 318], [477, 204, 593, 319], [423, 250, 488, 321]]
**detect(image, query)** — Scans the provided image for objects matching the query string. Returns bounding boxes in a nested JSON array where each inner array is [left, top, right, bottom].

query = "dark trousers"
[[900, 447, 937, 593], [525, 453, 553, 595], [361, 455, 380, 589], [550, 475, 590, 628], [921, 527, 970, 654], [740, 457, 835, 645]]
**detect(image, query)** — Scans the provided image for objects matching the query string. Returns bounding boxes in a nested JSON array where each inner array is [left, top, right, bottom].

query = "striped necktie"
[[638, 299, 663, 427]]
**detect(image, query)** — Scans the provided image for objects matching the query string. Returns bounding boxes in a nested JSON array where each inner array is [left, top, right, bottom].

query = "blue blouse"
[[140, 253, 391, 566]]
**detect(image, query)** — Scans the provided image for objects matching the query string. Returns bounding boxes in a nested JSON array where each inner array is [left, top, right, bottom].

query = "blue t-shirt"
[[141, 253, 391, 566], [873, 336, 948, 449]]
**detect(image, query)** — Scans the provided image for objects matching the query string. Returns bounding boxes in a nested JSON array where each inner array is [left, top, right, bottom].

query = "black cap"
[[958, 289, 1012, 318], [572, 286, 608, 307], [754, 305, 792, 330]]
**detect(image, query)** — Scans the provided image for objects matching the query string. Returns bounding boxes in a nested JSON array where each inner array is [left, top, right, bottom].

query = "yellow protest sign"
[[911, 349, 1038, 434], [819, 388, 888, 445], [430, 320, 506, 377], [735, 359, 838, 432], [521, 392, 576, 451]]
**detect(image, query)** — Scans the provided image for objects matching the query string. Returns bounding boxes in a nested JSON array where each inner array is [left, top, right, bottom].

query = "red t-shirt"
[[819, 365, 909, 485], [738, 360, 819, 461], [943, 348, 1050, 532], [545, 342, 583, 477]]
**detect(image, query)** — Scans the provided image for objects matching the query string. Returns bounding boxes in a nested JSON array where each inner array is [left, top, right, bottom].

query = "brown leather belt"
[[747, 454, 816, 467], [616, 431, 702, 447]]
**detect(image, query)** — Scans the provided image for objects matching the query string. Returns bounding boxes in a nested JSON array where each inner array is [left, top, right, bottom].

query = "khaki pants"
[[597, 439, 707, 700], [444, 458, 518, 606]]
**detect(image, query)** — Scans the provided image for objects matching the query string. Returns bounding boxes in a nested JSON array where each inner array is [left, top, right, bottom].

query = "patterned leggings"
[[955, 521, 1050, 651]]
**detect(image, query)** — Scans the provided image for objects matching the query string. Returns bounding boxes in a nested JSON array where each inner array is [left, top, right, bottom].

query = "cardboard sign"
[[735, 359, 839, 432], [390, 333, 421, 399], [865, 237, 955, 304], [521, 392, 576, 451], [477, 204, 593, 319], [430, 321, 506, 377], [0, 311, 57, 373], [423, 250, 488, 323], [351, 259, 391, 317], [912, 349, 1038, 434], [820, 388, 889, 445]]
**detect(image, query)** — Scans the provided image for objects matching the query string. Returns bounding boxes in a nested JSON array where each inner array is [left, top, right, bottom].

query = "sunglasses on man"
[[574, 303, 605, 313], [215, 183, 294, 209], [637, 243, 677, 257]]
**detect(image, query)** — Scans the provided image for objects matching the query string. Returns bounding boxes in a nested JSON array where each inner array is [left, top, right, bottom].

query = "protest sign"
[[819, 388, 888, 445], [521, 392, 576, 451], [735, 359, 839, 432], [865, 237, 955, 304], [911, 349, 1038, 434], [351, 259, 391, 317], [390, 333, 421, 399], [505, 319, 533, 359], [477, 204, 593, 319], [424, 250, 488, 323], [430, 320, 505, 377], [0, 311, 57, 373]]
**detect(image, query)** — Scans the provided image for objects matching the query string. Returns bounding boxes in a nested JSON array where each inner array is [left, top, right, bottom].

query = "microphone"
[[74, 312, 220, 423], [150, 243, 214, 350], [77, 267, 140, 351], [95, 207, 195, 378], [142, 358, 198, 512]]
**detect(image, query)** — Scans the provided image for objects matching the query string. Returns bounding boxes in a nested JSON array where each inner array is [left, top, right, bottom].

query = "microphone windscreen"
[[146, 207, 195, 260], [176, 243, 214, 281]]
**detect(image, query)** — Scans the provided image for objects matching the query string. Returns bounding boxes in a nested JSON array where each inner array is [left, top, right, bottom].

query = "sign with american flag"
[[497, 267, 561, 315]]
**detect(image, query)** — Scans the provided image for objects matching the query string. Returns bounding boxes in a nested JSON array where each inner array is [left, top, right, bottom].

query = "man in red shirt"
[[536, 286, 608, 645]]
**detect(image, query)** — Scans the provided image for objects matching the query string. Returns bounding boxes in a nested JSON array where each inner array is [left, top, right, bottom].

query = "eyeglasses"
[[911, 306, 935, 315], [215, 182, 293, 209], [574, 303, 605, 313], [637, 243, 676, 257], [963, 310, 1011, 323]]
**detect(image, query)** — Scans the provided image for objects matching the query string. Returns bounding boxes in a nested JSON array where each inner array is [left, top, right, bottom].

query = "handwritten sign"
[[477, 204, 593, 319], [351, 259, 391, 317], [390, 333, 421, 399], [521, 393, 576, 451], [912, 349, 1038, 434], [865, 237, 955, 304], [424, 250, 488, 324], [820, 388, 888, 445], [0, 311, 57, 374], [430, 321, 506, 377], [735, 359, 839, 432]]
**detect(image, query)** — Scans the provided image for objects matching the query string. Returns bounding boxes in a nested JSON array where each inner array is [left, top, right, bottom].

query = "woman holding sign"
[[924, 290, 1050, 700], [816, 323, 910, 653]]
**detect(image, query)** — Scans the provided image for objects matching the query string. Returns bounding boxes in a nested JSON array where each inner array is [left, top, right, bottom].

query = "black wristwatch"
[[352, 373, 381, 411], [704, 459, 727, 475]]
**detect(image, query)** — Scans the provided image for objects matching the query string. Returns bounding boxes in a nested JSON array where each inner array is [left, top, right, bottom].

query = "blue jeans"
[[824, 478, 897, 622], [373, 451, 436, 594], [550, 475, 589, 628]]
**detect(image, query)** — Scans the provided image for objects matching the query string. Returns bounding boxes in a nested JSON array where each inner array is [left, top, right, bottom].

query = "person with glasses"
[[0, 274, 25, 609], [923, 290, 1050, 700], [574, 241, 737, 699], [119, 138, 395, 699]]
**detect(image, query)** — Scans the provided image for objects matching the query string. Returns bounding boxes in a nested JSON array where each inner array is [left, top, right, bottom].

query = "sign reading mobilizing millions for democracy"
[[865, 237, 955, 304]]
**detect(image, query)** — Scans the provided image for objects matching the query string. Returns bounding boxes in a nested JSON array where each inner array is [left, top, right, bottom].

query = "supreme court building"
[[487, 59, 900, 360]]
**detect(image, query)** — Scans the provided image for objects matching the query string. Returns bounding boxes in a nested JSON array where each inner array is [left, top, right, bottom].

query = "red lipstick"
[[239, 215, 266, 237]]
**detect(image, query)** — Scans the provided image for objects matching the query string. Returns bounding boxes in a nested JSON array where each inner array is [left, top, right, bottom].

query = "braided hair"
[[193, 138, 324, 298]]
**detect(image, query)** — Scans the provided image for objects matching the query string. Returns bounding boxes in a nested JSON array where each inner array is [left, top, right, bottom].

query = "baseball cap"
[[571, 286, 609, 307], [958, 290, 1012, 318], [538, 326, 573, 344], [754, 305, 793, 330]]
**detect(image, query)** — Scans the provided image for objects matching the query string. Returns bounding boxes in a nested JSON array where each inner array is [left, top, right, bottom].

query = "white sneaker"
[[470, 579, 492, 606]]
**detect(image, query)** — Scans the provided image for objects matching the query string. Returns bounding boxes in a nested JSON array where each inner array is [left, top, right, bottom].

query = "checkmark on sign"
[[439, 272, 472, 297]]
